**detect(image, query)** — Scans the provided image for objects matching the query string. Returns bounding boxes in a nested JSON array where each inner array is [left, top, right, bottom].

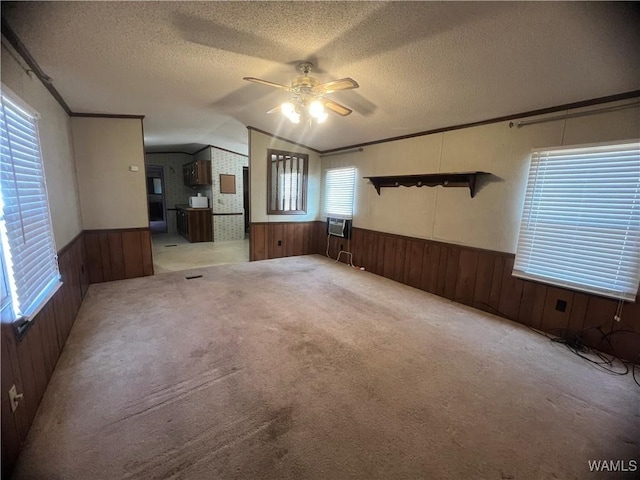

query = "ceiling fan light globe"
[[316, 112, 329, 124], [309, 100, 324, 117], [290, 112, 301, 124], [281, 102, 295, 116]]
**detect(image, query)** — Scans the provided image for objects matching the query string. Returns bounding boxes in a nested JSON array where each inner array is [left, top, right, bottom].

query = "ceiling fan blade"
[[323, 99, 353, 116], [315, 78, 359, 94], [243, 77, 291, 91], [266, 105, 282, 114]]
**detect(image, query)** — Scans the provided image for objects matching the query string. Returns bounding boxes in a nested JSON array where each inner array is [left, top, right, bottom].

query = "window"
[[513, 141, 640, 301], [0, 241, 9, 312], [0, 87, 61, 323], [324, 167, 356, 219], [267, 149, 308, 214]]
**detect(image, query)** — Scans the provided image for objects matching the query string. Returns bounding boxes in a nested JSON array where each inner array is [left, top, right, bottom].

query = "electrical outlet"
[[340, 244, 344, 251], [277, 240, 282, 246], [555, 299, 567, 312], [9, 384, 23, 412]]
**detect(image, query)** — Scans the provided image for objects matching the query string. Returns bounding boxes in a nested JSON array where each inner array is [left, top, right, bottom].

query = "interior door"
[[146, 165, 167, 234], [243, 166, 249, 235]]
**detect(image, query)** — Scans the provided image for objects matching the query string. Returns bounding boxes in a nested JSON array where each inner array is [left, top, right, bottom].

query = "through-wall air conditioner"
[[327, 217, 352, 239]]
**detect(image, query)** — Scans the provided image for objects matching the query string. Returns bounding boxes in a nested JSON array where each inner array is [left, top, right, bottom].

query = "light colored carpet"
[[151, 234, 249, 273], [12, 255, 639, 479]]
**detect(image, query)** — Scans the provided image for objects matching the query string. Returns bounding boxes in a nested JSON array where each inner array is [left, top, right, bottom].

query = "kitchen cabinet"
[[183, 160, 212, 187], [176, 206, 212, 242]]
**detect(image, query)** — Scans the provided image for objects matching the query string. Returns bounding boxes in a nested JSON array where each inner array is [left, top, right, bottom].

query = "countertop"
[[175, 204, 212, 211]]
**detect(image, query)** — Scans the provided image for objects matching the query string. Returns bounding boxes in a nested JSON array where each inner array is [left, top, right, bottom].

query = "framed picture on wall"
[[220, 174, 236, 194]]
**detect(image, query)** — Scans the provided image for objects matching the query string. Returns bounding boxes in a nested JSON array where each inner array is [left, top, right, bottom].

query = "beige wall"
[[322, 99, 640, 254], [249, 129, 321, 223], [1, 44, 82, 249], [72, 117, 148, 230]]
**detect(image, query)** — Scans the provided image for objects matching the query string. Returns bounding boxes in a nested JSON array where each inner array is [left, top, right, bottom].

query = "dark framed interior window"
[[267, 149, 308, 214]]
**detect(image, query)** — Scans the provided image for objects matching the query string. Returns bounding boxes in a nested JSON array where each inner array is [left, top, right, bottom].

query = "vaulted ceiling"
[[2, 1, 639, 155]]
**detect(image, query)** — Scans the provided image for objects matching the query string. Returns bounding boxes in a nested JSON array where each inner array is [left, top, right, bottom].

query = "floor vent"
[[164, 244, 178, 247], [185, 275, 203, 280]]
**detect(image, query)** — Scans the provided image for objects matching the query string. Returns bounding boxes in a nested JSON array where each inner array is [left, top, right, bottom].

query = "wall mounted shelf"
[[364, 171, 490, 198]]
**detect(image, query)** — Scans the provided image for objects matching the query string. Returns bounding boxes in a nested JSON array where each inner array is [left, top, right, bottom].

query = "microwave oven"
[[189, 196, 208, 208]]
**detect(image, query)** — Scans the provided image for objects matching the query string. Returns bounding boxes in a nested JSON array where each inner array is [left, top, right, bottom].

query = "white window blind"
[[0, 241, 9, 312], [325, 167, 356, 219], [0, 89, 61, 321], [513, 141, 640, 301]]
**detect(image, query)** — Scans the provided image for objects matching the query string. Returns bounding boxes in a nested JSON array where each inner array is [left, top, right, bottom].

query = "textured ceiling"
[[2, 1, 639, 154]]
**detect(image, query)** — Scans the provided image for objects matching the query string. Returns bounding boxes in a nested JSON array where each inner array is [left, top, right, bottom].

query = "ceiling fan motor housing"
[[244, 61, 356, 118]]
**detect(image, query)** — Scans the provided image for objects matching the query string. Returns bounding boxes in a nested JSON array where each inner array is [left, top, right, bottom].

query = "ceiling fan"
[[243, 62, 359, 124]]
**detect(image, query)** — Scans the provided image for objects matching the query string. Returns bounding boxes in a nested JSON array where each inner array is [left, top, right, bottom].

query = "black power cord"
[[453, 298, 640, 388], [546, 326, 629, 377], [601, 329, 640, 387]]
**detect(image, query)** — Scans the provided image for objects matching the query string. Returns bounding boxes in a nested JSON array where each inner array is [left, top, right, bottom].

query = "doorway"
[[146, 165, 167, 234]]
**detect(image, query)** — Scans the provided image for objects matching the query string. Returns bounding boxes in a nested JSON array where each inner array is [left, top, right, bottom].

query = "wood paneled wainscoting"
[[325, 226, 639, 362], [1, 232, 89, 476], [84, 227, 153, 283], [250, 222, 322, 261]]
